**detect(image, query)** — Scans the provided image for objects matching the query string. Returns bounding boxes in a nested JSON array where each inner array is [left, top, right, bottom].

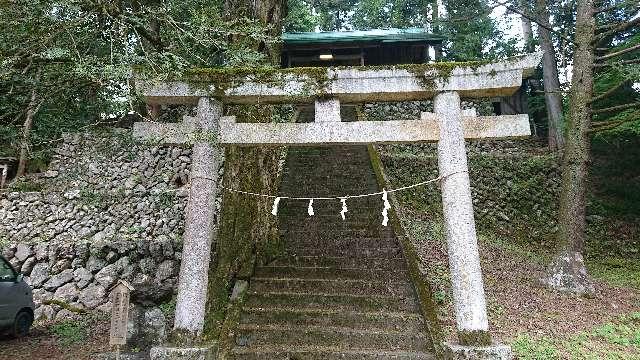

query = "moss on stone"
[[42, 299, 86, 314], [202, 106, 287, 342], [458, 329, 492, 346], [141, 59, 497, 101], [366, 144, 445, 355]]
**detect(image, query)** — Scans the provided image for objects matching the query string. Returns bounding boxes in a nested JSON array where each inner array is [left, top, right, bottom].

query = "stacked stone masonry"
[[0, 130, 217, 321]]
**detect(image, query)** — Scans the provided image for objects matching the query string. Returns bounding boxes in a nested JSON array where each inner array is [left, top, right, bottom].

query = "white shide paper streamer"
[[340, 198, 348, 220], [382, 189, 391, 226], [271, 197, 281, 216], [307, 199, 315, 216]]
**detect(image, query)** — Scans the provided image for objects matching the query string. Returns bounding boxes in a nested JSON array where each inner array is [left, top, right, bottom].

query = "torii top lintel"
[[136, 53, 542, 105]]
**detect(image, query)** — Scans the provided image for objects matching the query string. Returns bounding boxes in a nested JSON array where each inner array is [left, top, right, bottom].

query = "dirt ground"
[[0, 316, 111, 360], [409, 211, 640, 358]]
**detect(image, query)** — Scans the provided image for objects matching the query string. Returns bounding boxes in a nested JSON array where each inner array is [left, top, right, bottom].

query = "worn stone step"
[[254, 266, 408, 281], [281, 232, 397, 243], [288, 246, 403, 258], [280, 229, 392, 238], [231, 347, 435, 360], [284, 237, 400, 248], [233, 325, 428, 351], [278, 213, 386, 222], [250, 278, 414, 297], [268, 256, 406, 270], [286, 244, 401, 257], [239, 308, 425, 332], [245, 292, 420, 313], [279, 223, 388, 232]]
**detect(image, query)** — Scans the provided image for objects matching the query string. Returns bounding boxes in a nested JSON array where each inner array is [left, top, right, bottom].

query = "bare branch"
[[595, 58, 640, 67], [589, 80, 630, 104], [592, 102, 640, 115], [597, 16, 640, 41], [590, 114, 640, 133], [596, 43, 640, 61]]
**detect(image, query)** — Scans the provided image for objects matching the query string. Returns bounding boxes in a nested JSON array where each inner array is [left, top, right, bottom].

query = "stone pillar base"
[[444, 342, 512, 360], [150, 345, 217, 360]]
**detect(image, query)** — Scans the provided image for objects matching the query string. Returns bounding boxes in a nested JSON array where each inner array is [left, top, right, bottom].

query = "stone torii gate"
[[134, 52, 542, 360]]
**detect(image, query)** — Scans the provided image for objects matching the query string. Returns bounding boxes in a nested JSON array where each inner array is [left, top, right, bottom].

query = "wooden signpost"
[[109, 280, 134, 359]]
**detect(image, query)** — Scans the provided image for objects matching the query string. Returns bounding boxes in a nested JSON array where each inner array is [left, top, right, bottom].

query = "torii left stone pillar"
[[140, 97, 222, 360]]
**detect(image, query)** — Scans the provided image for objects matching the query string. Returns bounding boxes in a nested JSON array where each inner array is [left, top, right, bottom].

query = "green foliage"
[[512, 335, 560, 360], [512, 312, 640, 360], [159, 296, 177, 317], [0, 0, 276, 170], [440, 0, 518, 61], [284, 0, 317, 32], [351, 0, 428, 29], [158, 192, 177, 209], [79, 188, 107, 208], [51, 320, 88, 346], [7, 178, 43, 192], [590, 135, 640, 219]]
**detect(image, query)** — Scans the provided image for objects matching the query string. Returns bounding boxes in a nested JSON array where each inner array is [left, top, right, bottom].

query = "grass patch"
[[512, 334, 559, 360], [588, 257, 640, 289], [479, 230, 551, 265], [159, 296, 177, 317], [51, 320, 88, 346], [512, 312, 640, 359], [8, 178, 43, 192]]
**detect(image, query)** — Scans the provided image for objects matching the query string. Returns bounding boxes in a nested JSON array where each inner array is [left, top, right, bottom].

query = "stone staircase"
[[228, 145, 435, 359]]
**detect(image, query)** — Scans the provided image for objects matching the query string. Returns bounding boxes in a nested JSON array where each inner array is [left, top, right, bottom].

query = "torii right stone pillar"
[[435, 91, 512, 359]]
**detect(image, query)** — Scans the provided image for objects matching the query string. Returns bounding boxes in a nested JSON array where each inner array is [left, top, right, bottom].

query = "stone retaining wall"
[[0, 129, 211, 321]]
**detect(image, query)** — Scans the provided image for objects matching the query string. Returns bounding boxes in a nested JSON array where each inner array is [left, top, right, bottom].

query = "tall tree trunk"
[[536, 0, 565, 150], [542, 0, 595, 296], [432, 0, 442, 60], [204, 0, 286, 341], [16, 88, 41, 177], [519, 0, 534, 52]]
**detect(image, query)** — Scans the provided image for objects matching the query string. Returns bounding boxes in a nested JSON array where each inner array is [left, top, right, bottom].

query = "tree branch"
[[596, 43, 640, 61], [589, 80, 630, 104], [596, 16, 640, 42], [592, 102, 640, 115], [594, 58, 640, 67], [490, 0, 575, 45], [596, 2, 640, 14], [589, 114, 640, 133]]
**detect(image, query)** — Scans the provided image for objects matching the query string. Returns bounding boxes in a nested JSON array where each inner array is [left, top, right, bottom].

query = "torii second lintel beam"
[[133, 114, 531, 146]]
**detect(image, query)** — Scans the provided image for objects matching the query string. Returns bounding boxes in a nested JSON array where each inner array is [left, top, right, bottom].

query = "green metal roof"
[[282, 28, 444, 45]]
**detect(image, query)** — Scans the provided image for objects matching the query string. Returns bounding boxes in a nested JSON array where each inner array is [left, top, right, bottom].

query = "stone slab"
[[137, 53, 543, 105], [315, 98, 341, 122], [444, 343, 512, 360], [149, 345, 216, 360], [95, 352, 148, 360], [215, 115, 530, 145]]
